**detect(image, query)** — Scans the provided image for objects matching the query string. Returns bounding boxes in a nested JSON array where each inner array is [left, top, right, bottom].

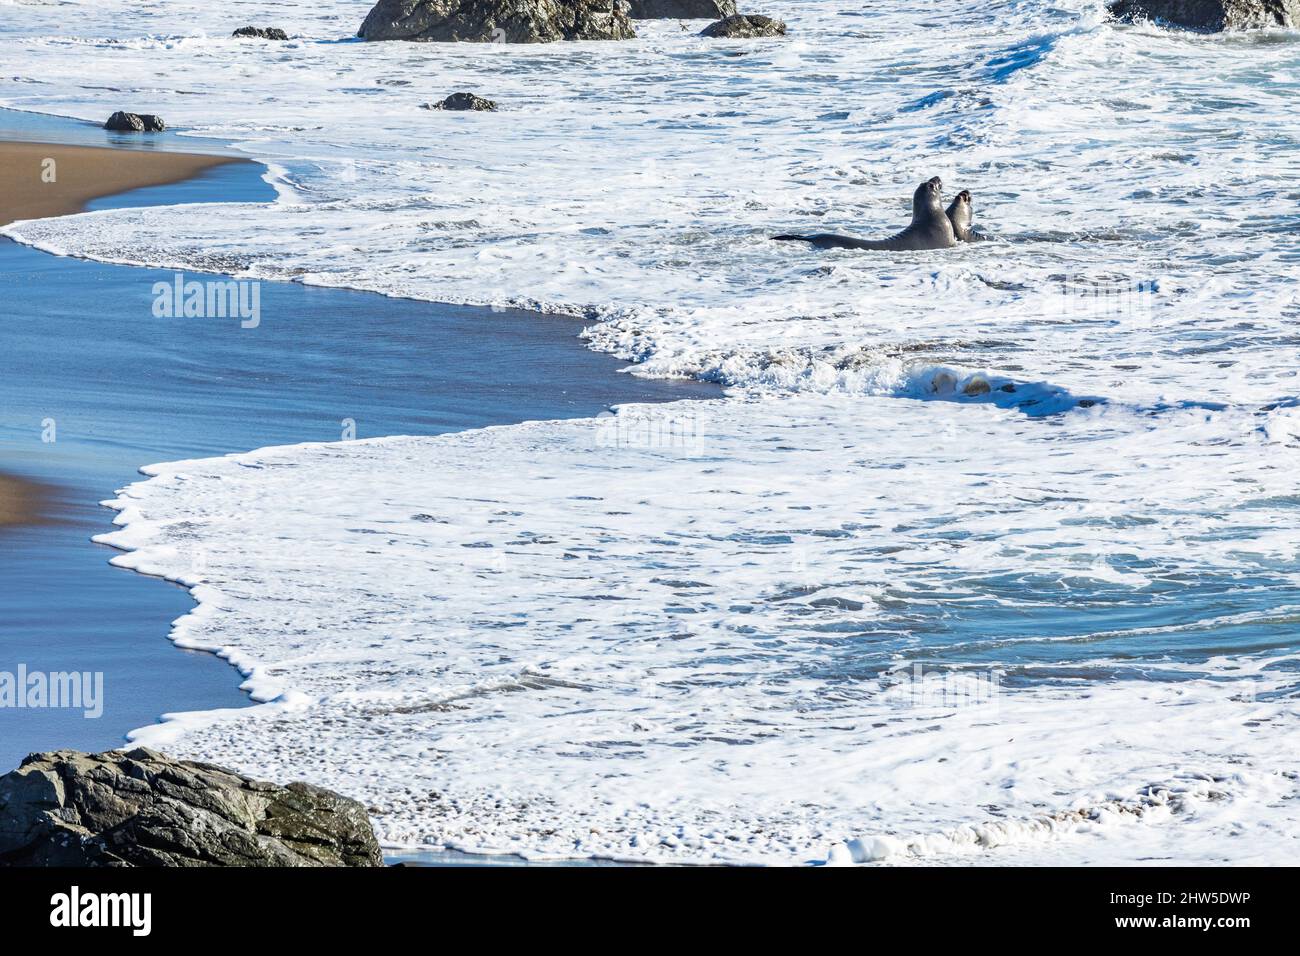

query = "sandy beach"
[[0, 140, 242, 228]]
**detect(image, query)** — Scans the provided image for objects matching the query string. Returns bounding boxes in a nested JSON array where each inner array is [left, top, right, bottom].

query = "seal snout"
[[927, 176, 943, 191]]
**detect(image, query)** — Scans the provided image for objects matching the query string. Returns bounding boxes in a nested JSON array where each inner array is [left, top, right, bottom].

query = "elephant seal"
[[945, 189, 989, 242], [773, 177, 957, 251], [946, 189, 974, 241]]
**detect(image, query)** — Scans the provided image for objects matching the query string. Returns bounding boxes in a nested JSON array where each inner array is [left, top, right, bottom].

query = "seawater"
[[0, 110, 716, 771]]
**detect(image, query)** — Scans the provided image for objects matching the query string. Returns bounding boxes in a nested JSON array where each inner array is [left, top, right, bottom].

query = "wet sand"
[[0, 473, 50, 527], [0, 140, 242, 228]]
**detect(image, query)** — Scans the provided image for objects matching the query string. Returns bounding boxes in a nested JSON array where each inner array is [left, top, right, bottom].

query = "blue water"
[[0, 113, 717, 772], [0, 105, 236, 155]]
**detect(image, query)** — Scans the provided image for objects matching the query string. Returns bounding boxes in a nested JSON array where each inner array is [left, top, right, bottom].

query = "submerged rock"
[[0, 748, 383, 867], [1108, 0, 1300, 30], [699, 13, 786, 37], [358, 0, 636, 43], [104, 111, 165, 132], [627, 0, 735, 17], [233, 26, 291, 40], [425, 92, 499, 111]]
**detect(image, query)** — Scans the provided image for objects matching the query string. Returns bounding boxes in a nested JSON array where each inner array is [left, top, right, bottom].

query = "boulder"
[[0, 749, 383, 867], [358, 0, 635, 42], [699, 13, 786, 37], [627, 0, 735, 17], [425, 92, 499, 110], [1108, 0, 1300, 30], [104, 111, 165, 132], [233, 27, 291, 40]]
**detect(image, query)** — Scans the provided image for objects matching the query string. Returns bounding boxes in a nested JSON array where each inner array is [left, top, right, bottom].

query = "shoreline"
[[0, 139, 243, 228], [0, 136, 250, 528], [0, 112, 718, 779]]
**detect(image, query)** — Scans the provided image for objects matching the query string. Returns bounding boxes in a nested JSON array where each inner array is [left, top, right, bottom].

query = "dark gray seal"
[[945, 189, 988, 242], [773, 177, 957, 251], [946, 189, 977, 240]]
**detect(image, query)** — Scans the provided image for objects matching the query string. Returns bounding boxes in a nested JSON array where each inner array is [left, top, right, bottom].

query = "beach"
[[0, 140, 241, 228], [0, 1, 1297, 866]]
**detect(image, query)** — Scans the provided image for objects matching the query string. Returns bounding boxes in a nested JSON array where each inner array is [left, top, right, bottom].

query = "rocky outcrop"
[[233, 27, 291, 40], [1108, 0, 1300, 30], [104, 111, 165, 132], [0, 749, 383, 867], [358, 0, 635, 42], [627, 0, 735, 17], [424, 92, 499, 110], [699, 13, 786, 37]]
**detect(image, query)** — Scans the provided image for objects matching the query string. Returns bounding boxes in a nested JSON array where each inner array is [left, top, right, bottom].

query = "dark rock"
[[1108, 0, 1300, 30], [0, 749, 383, 867], [627, 0, 735, 17], [699, 13, 786, 37], [358, 0, 635, 43], [104, 111, 166, 133], [233, 26, 291, 40], [425, 92, 499, 111]]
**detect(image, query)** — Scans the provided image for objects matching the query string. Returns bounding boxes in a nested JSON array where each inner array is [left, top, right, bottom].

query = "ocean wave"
[[0, 0, 1293, 409], [90, 395, 1300, 863]]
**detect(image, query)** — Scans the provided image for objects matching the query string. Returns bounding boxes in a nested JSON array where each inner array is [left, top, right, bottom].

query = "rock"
[[699, 13, 786, 37], [233, 26, 291, 40], [104, 111, 165, 133], [627, 0, 735, 17], [425, 92, 499, 111], [0, 749, 383, 867], [358, 0, 635, 43], [1108, 0, 1300, 30]]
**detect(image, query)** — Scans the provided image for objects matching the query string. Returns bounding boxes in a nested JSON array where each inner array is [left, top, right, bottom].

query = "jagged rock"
[[1108, 0, 1300, 30], [233, 27, 291, 40], [627, 0, 735, 17], [358, 0, 635, 43], [424, 92, 499, 111], [0, 749, 383, 867], [699, 13, 786, 37], [104, 112, 165, 133]]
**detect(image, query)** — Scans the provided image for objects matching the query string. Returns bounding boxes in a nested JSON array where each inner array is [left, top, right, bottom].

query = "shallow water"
[[0, 115, 716, 772], [2, 2, 1299, 864]]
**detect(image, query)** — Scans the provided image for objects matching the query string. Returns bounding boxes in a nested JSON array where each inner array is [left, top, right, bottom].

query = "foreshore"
[[0, 139, 242, 228], [0, 137, 247, 528], [0, 473, 50, 528]]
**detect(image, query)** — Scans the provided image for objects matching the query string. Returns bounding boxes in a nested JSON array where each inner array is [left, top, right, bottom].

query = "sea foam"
[[93, 396, 1300, 864]]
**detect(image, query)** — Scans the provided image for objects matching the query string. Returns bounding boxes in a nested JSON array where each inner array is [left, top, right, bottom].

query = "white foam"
[[93, 398, 1300, 864], [1, 2, 1296, 402]]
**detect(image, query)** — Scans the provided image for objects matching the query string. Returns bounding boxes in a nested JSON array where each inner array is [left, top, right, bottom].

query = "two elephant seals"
[[774, 177, 984, 251]]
